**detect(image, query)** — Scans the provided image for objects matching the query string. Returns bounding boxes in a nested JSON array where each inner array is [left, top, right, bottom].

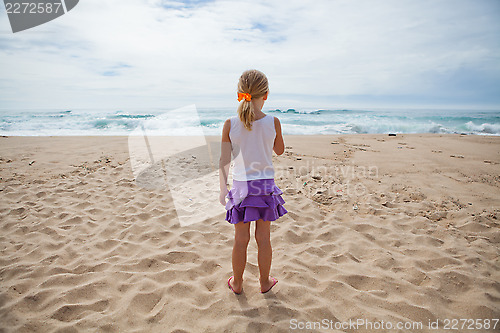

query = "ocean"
[[0, 107, 499, 136]]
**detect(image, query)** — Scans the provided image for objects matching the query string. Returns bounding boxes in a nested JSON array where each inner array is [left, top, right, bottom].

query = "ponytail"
[[236, 69, 269, 131], [237, 99, 254, 131]]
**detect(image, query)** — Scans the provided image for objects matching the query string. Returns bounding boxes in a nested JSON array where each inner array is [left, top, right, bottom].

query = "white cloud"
[[0, 0, 499, 109]]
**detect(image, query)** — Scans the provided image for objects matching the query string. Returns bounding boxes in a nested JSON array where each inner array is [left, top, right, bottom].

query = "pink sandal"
[[261, 277, 278, 294], [227, 276, 242, 295]]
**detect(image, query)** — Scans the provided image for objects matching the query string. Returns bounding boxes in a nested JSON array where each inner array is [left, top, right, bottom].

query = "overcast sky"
[[1, 0, 499, 110]]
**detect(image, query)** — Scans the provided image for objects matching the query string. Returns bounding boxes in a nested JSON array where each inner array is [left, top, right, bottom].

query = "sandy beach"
[[0, 134, 499, 332]]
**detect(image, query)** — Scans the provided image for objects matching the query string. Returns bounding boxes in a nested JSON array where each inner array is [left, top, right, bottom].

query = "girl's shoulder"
[[224, 116, 237, 125], [222, 118, 232, 142], [259, 114, 277, 123], [272, 115, 281, 126]]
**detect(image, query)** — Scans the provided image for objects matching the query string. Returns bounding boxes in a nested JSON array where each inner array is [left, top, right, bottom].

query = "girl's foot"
[[228, 276, 243, 294], [260, 276, 278, 293]]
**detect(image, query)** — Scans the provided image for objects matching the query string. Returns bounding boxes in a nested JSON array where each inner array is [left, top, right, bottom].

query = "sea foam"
[[0, 108, 499, 136]]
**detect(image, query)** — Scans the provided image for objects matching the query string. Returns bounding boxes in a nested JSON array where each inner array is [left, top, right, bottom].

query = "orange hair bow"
[[237, 92, 252, 102]]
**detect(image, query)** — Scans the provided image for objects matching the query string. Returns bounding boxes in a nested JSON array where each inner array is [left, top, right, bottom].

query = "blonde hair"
[[237, 69, 269, 131]]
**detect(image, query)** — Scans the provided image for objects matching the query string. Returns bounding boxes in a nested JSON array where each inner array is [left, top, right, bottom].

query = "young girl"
[[219, 69, 288, 294]]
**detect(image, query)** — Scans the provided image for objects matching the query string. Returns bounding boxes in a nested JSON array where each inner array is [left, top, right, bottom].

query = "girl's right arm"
[[219, 119, 232, 205], [273, 117, 285, 155]]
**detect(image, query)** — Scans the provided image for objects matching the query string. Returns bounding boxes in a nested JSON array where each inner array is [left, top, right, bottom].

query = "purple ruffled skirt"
[[225, 178, 288, 224]]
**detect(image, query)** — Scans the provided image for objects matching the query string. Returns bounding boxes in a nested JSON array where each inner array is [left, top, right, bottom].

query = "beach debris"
[[303, 182, 307, 186], [29, 160, 35, 166], [426, 211, 447, 221], [296, 157, 302, 160], [95, 156, 111, 164], [388, 133, 397, 136], [353, 204, 359, 210], [331, 141, 339, 144], [450, 154, 464, 159], [382, 201, 397, 208]]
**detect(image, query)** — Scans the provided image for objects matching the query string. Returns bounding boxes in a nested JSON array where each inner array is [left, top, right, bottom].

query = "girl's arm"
[[219, 119, 232, 205], [273, 117, 285, 155]]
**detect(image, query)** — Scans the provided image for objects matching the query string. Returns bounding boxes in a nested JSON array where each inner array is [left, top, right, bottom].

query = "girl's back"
[[229, 114, 276, 181]]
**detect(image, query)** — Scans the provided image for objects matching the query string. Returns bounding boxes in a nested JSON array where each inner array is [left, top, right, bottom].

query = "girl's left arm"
[[219, 118, 232, 205]]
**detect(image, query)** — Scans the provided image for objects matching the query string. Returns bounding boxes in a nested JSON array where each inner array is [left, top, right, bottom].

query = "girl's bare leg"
[[255, 219, 274, 292], [231, 221, 250, 293]]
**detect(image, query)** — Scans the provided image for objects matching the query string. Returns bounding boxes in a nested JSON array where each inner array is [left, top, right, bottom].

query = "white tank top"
[[229, 114, 276, 181]]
